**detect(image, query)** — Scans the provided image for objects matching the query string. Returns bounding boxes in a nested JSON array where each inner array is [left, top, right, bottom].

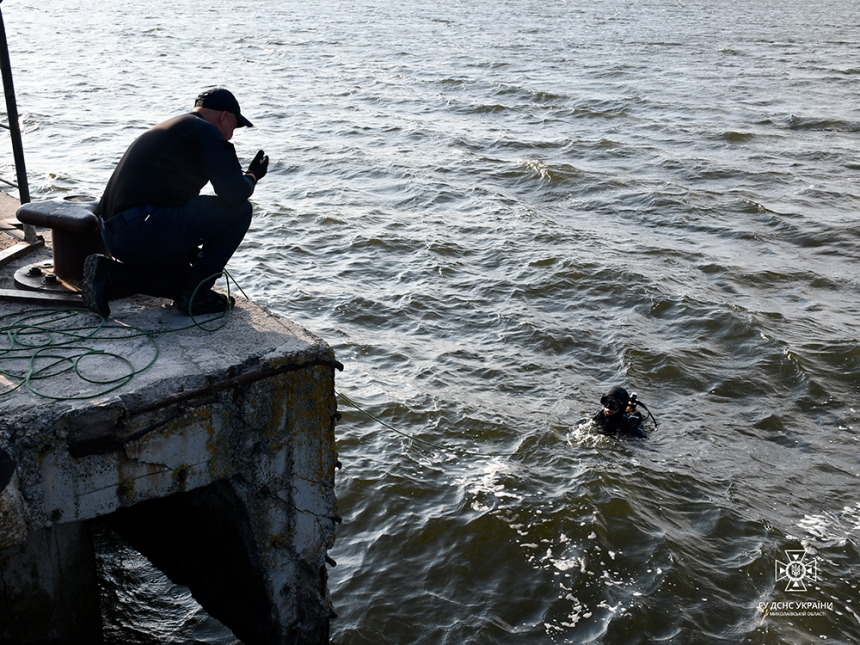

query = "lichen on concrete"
[[0, 285, 341, 644]]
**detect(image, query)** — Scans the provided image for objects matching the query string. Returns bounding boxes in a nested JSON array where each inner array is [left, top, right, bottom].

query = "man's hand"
[[247, 150, 269, 182]]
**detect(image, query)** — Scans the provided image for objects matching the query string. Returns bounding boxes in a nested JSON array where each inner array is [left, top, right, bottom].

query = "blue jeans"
[[101, 195, 252, 300]]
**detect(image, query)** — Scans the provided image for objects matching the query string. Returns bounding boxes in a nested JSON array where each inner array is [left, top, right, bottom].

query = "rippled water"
[[3, 0, 860, 642]]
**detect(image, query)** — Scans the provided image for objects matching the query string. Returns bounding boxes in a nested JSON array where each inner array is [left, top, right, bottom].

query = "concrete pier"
[[0, 218, 340, 644]]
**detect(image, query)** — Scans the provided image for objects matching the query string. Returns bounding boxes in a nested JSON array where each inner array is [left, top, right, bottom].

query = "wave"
[[788, 115, 860, 132]]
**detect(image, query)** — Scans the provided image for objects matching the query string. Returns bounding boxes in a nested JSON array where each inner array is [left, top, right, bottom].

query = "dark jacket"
[[98, 112, 255, 219]]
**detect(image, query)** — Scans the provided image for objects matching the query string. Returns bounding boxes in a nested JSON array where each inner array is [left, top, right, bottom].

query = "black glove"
[[247, 150, 269, 182]]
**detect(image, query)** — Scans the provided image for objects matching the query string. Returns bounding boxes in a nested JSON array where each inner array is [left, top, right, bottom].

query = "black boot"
[[173, 290, 235, 316], [81, 254, 115, 318]]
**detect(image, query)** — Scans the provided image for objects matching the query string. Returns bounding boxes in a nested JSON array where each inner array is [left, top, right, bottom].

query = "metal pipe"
[[0, 1, 36, 243]]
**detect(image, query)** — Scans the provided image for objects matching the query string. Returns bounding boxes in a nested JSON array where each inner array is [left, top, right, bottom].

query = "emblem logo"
[[775, 549, 818, 592]]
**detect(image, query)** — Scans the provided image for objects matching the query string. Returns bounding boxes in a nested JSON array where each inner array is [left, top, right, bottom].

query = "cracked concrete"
[[0, 251, 340, 644]]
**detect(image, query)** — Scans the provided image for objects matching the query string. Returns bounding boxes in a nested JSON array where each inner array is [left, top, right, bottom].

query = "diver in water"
[[592, 386, 656, 439]]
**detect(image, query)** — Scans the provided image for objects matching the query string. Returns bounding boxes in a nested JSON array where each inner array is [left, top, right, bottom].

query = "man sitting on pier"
[[82, 87, 269, 317]]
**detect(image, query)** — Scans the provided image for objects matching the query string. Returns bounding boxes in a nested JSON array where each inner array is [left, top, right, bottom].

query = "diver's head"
[[600, 386, 630, 417]]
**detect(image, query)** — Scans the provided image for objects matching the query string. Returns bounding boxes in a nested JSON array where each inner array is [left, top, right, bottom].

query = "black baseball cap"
[[194, 88, 253, 128]]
